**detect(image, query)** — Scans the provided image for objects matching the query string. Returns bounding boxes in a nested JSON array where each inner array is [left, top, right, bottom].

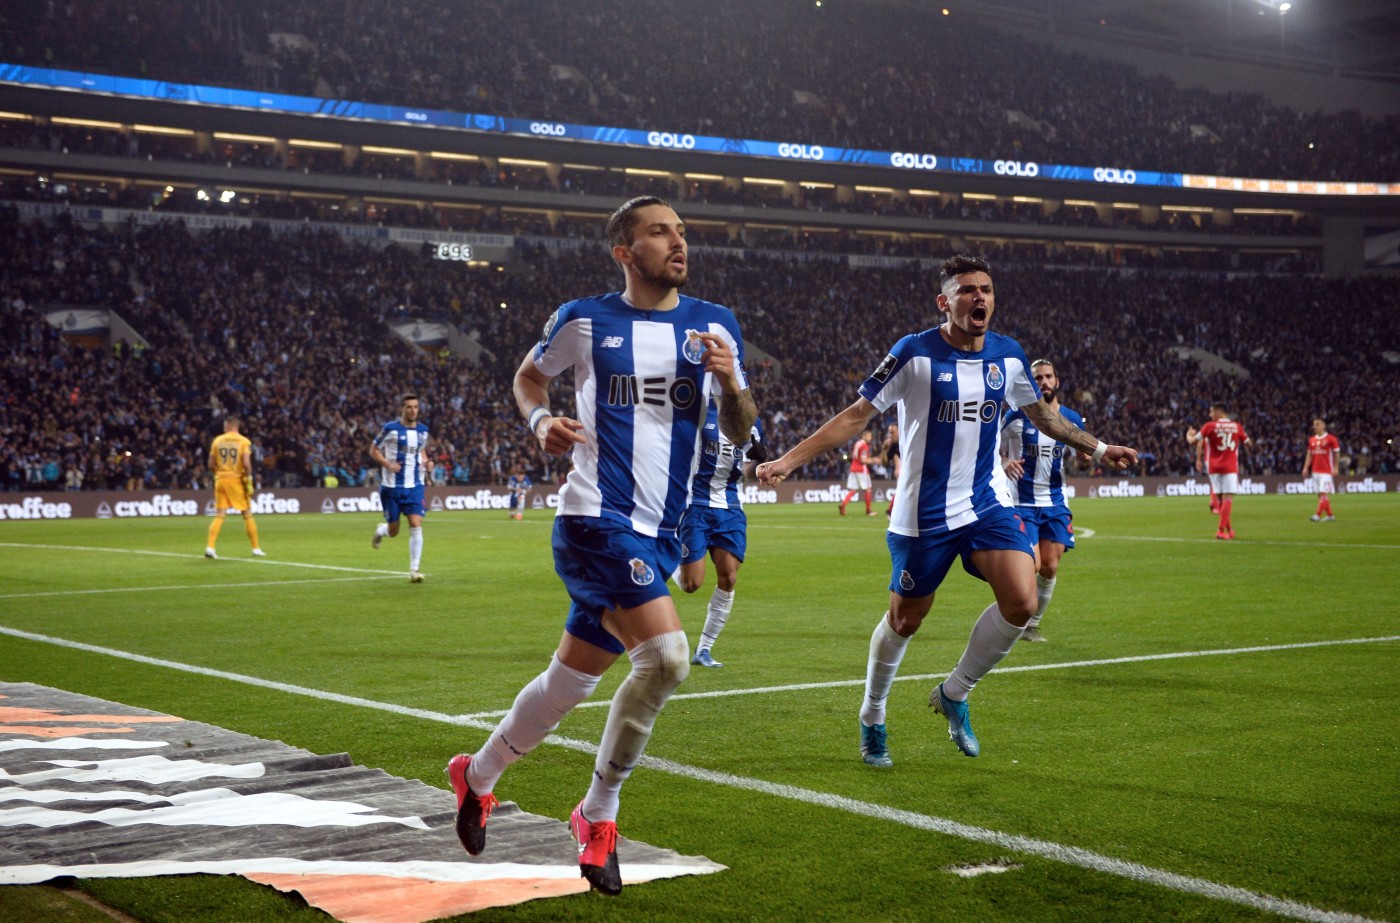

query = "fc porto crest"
[[682, 329, 707, 365], [680, 541, 691, 560], [985, 362, 1004, 390], [899, 570, 916, 592], [629, 557, 656, 586]]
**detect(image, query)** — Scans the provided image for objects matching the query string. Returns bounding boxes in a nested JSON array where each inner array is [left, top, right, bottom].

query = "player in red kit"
[[1186, 403, 1250, 540], [840, 429, 876, 516], [1303, 417, 1340, 521]]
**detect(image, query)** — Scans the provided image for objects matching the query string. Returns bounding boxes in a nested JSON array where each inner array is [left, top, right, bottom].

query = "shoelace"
[[580, 820, 617, 862], [474, 792, 499, 824]]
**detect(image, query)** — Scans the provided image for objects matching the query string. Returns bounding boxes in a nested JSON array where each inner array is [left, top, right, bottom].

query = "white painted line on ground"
[[0, 623, 1387, 923], [461, 635, 1400, 718], [0, 575, 406, 601], [0, 542, 406, 575], [756, 525, 1400, 551], [1106, 534, 1400, 551]]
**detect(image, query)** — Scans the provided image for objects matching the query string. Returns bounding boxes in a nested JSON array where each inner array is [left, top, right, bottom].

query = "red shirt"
[[849, 439, 872, 474], [1306, 432, 1340, 475], [1200, 418, 1248, 474]]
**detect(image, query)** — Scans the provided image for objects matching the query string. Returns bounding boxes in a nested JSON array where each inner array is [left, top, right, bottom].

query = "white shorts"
[[1312, 474, 1335, 494], [1208, 472, 1240, 495], [846, 471, 872, 491]]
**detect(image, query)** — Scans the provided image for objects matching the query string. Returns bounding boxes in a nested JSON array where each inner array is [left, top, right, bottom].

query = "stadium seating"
[[2, 210, 1396, 491]]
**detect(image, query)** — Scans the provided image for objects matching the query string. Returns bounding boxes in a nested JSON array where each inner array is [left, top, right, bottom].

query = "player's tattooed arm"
[[719, 387, 758, 446], [1024, 399, 1138, 471], [1023, 400, 1097, 455]]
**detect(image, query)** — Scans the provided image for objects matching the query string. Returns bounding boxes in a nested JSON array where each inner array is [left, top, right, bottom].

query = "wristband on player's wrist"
[[1091, 441, 1109, 463], [527, 406, 551, 435]]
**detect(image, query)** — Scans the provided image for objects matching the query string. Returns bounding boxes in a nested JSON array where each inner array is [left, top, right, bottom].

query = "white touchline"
[[755, 525, 1400, 551], [0, 624, 1390, 923], [0, 543, 406, 576], [0, 576, 405, 601], [461, 635, 1400, 717]]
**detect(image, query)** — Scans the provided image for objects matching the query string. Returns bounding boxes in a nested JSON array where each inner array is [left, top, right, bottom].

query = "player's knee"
[[657, 638, 690, 690], [999, 597, 1037, 623], [633, 630, 690, 695], [678, 574, 702, 594], [887, 606, 928, 637]]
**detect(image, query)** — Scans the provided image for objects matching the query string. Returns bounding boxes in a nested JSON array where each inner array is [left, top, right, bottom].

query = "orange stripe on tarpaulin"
[[0, 725, 155, 738], [248, 873, 591, 923], [0, 706, 183, 725]]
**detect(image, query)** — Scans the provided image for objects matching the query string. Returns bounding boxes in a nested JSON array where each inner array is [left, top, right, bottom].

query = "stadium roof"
[[957, 0, 1400, 80]]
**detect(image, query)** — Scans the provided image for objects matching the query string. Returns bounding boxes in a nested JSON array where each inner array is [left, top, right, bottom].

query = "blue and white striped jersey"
[[534, 292, 747, 537], [689, 399, 763, 510], [859, 329, 1040, 537], [1001, 405, 1084, 508], [372, 420, 430, 489]]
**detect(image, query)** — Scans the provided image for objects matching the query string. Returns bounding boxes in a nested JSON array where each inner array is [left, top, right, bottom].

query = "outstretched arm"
[[757, 397, 879, 485], [1023, 399, 1137, 471]]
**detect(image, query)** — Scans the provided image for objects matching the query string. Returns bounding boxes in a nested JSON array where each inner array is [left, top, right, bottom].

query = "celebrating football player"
[[758, 255, 1135, 766]]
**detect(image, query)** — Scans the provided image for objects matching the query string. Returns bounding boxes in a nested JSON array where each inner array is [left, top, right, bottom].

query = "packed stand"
[[1, 210, 1395, 494]]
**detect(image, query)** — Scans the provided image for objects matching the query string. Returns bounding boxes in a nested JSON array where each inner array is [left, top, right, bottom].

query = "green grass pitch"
[[1, 494, 1397, 922]]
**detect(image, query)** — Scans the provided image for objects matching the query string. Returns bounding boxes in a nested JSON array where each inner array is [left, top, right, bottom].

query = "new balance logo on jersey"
[[938, 399, 1000, 424], [600, 336, 624, 348], [607, 374, 700, 410], [937, 372, 954, 382]]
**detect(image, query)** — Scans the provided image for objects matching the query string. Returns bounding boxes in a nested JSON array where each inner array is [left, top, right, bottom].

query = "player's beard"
[[1040, 384, 1057, 402], [638, 254, 688, 290]]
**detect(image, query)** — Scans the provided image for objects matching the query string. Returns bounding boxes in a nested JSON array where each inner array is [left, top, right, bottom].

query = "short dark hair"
[[606, 196, 671, 249], [939, 254, 991, 284], [400, 393, 419, 406], [1210, 402, 1227, 414]]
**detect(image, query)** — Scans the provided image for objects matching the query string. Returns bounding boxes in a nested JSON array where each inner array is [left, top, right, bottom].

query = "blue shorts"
[[553, 515, 681, 655], [1017, 505, 1075, 550], [678, 505, 748, 565], [886, 505, 1035, 598], [381, 485, 425, 522]]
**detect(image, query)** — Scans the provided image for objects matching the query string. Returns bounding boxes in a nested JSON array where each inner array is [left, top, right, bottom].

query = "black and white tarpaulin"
[[0, 682, 723, 922]]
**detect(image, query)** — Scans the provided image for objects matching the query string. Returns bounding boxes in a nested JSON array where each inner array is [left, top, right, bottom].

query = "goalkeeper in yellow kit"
[[205, 417, 265, 559]]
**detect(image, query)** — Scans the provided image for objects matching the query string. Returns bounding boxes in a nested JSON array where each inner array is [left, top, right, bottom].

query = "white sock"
[[1030, 574, 1056, 627], [943, 603, 1024, 701], [860, 614, 910, 728], [408, 526, 423, 571], [582, 631, 689, 823], [698, 587, 734, 651], [669, 566, 683, 587], [467, 655, 601, 794], [375, 523, 389, 538]]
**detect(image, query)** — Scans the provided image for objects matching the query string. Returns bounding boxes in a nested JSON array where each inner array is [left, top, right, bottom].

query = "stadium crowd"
[[2, 209, 1396, 495], [2, 0, 1396, 183]]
